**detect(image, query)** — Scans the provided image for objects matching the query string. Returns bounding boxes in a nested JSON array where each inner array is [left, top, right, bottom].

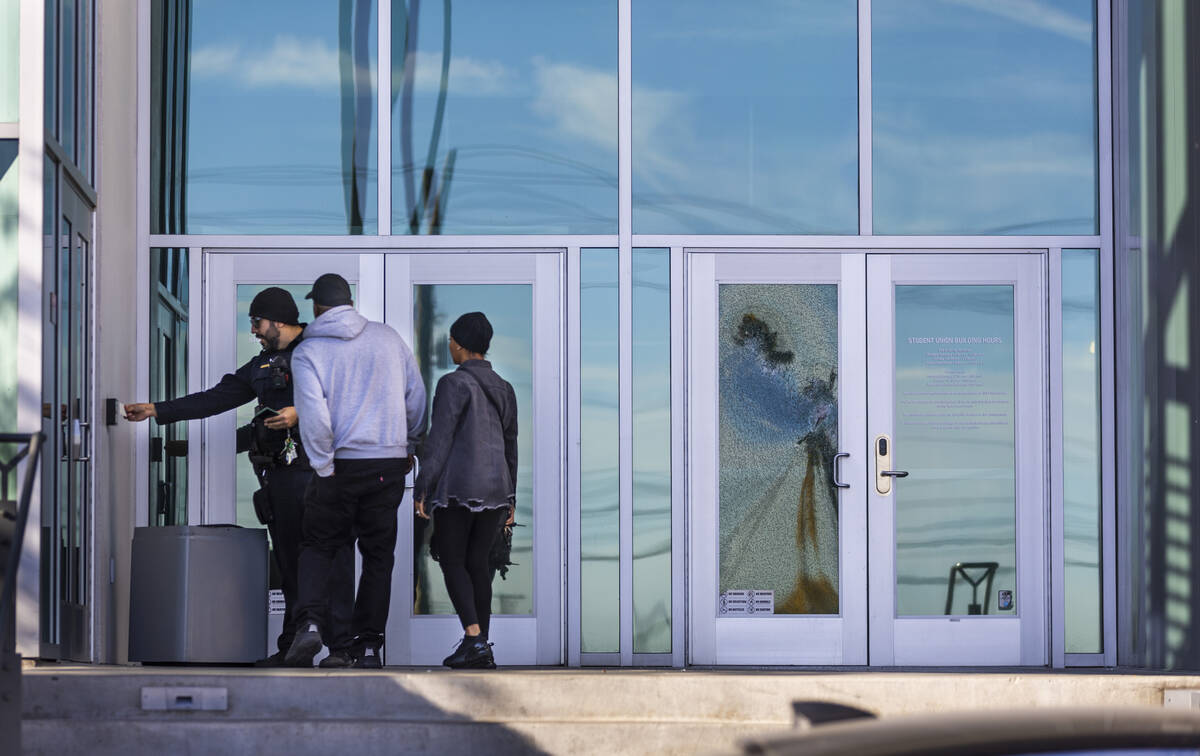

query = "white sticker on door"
[[719, 590, 775, 616]]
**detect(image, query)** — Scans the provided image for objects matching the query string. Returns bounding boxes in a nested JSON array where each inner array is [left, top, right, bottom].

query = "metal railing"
[[0, 433, 46, 655]]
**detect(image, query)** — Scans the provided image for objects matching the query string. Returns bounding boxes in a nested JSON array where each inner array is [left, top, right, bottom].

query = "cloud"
[[531, 57, 690, 180], [405, 50, 513, 95], [191, 36, 368, 91], [941, 0, 1093, 44]]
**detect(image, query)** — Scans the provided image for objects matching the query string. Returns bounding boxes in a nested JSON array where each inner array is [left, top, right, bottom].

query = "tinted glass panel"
[[580, 249, 619, 652], [633, 248, 670, 652], [391, 0, 616, 234], [62, 0, 76, 162], [1063, 249, 1102, 652], [873, 0, 1098, 234], [894, 285, 1016, 616], [0, 145, 17, 475], [153, 0, 377, 234], [44, 0, 56, 134], [0, 0, 17, 121], [633, 1, 858, 234], [719, 284, 840, 616], [413, 284, 534, 616]]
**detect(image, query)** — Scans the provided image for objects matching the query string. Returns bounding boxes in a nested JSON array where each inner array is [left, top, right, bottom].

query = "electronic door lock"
[[874, 435, 908, 495]]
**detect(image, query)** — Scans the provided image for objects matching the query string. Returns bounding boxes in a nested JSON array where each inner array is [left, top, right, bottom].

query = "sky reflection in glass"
[[160, 0, 378, 234], [580, 249, 619, 653], [1063, 250, 1102, 652], [633, 249, 671, 651], [633, 0, 858, 234], [873, 0, 1098, 235], [391, 0, 616, 234], [894, 285, 1016, 616]]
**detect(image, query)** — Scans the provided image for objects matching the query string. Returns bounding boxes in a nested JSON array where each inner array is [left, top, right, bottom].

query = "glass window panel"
[[633, 249, 670, 652], [894, 285, 1016, 616], [44, 0, 56, 135], [1063, 249, 1102, 653], [580, 248, 619, 653], [0, 144, 18, 456], [873, 0, 1098, 235], [391, 0, 616, 234], [718, 284, 840, 615], [413, 284, 534, 616], [62, 0, 76, 162], [0, 0, 17, 121], [153, 0, 377, 234], [633, 1, 858, 234], [79, 0, 92, 181]]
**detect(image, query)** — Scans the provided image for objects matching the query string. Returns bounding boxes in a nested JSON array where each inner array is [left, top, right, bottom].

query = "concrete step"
[[21, 666, 1200, 755]]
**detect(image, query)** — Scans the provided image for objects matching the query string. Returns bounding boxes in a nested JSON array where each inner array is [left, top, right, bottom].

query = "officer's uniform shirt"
[[153, 328, 311, 471]]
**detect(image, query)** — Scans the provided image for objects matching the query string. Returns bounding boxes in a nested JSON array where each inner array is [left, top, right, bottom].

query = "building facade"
[[1, 0, 1196, 669]]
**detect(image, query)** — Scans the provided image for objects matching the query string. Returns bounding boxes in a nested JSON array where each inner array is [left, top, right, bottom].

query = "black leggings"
[[434, 504, 508, 637]]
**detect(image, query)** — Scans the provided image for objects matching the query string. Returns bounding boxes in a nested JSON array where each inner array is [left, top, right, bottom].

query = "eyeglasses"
[[250, 316, 264, 329]]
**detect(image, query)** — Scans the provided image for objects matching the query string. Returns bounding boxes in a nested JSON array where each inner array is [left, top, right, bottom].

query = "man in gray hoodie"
[[284, 273, 427, 668]]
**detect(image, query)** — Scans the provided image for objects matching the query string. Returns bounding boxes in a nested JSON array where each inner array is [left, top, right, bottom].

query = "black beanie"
[[249, 287, 300, 325], [450, 312, 493, 355]]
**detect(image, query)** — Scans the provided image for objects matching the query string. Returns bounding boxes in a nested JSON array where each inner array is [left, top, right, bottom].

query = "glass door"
[[205, 251, 561, 666], [41, 181, 93, 661], [687, 252, 868, 665], [384, 252, 563, 666], [866, 253, 1047, 666]]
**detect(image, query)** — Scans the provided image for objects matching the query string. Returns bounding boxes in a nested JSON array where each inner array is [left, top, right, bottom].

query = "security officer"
[[125, 287, 354, 667]]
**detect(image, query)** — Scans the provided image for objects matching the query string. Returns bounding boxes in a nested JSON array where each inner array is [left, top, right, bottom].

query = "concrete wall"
[[92, 0, 140, 664]]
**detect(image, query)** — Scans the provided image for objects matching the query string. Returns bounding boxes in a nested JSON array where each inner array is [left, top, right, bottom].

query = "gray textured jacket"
[[292, 305, 427, 477], [413, 360, 518, 511]]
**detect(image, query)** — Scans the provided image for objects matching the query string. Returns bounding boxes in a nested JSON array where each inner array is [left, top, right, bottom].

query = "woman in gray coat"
[[413, 312, 518, 669]]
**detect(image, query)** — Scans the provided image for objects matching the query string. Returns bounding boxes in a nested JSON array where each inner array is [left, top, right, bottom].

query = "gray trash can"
[[129, 525, 268, 664]]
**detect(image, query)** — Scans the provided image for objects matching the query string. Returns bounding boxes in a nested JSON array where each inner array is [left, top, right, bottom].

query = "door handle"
[[832, 452, 850, 489], [874, 434, 906, 495], [72, 418, 91, 462]]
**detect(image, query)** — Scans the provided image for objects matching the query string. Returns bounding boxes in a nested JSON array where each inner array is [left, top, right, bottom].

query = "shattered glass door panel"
[[718, 284, 840, 615]]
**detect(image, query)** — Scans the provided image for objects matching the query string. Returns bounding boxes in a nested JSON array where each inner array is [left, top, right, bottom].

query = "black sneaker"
[[253, 649, 288, 667], [284, 622, 323, 667], [353, 641, 383, 669], [442, 635, 495, 669], [319, 649, 355, 668]]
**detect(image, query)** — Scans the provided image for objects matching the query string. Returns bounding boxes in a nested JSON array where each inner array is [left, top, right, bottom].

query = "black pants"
[[263, 466, 355, 652], [434, 504, 507, 637], [295, 458, 407, 645]]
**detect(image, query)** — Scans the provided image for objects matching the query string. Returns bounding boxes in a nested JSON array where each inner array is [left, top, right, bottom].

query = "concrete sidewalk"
[[22, 666, 1200, 755]]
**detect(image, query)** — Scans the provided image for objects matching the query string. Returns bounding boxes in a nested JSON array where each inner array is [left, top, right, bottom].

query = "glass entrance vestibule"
[[148, 246, 1106, 668]]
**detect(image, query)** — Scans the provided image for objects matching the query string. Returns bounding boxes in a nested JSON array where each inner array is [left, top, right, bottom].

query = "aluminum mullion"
[[1049, 248, 1066, 668], [618, 0, 633, 667], [566, 245, 582, 667], [631, 235, 1105, 249], [858, 0, 872, 235], [135, 0, 151, 530], [147, 234, 619, 249], [378, 0, 391, 235], [1097, 0, 1118, 670], [186, 247, 203, 526], [670, 246, 685, 668]]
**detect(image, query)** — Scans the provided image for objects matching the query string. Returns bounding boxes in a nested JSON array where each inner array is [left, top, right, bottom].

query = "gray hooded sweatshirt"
[[291, 305, 427, 477]]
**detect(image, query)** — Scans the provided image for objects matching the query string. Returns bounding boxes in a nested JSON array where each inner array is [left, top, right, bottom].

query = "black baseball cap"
[[305, 273, 353, 307]]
